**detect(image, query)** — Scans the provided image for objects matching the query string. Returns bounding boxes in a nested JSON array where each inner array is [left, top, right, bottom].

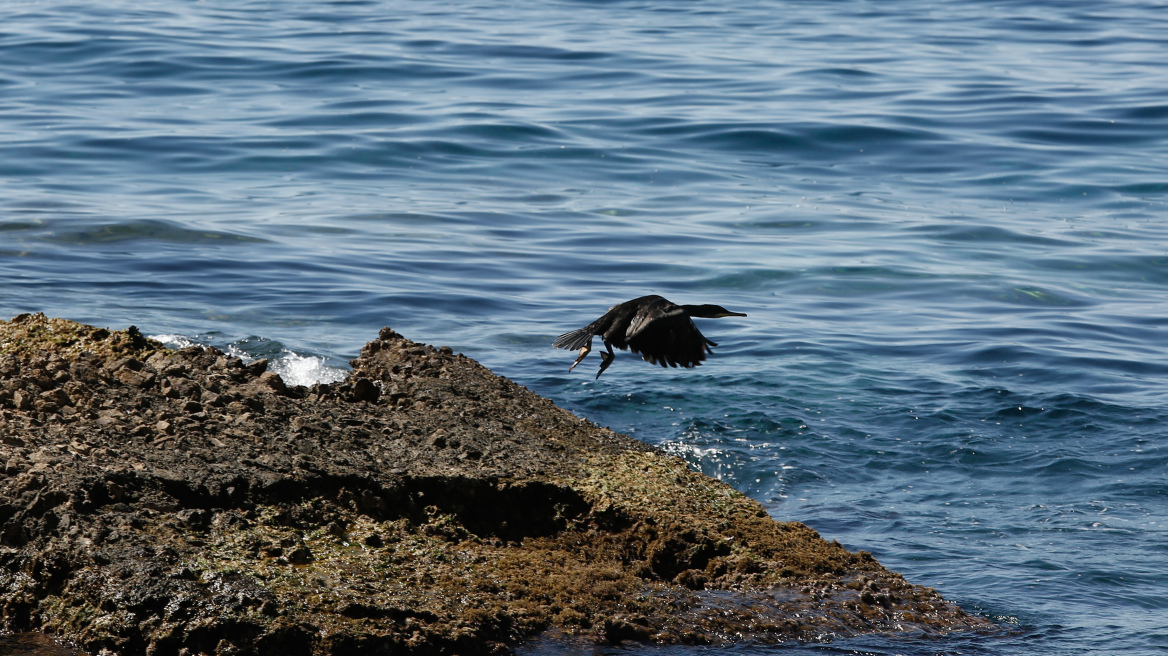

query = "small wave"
[[149, 333, 200, 349], [151, 334, 347, 387], [40, 218, 267, 246], [220, 343, 349, 388], [268, 350, 348, 387]]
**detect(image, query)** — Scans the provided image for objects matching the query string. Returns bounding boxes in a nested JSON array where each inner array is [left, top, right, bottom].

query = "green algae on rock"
[[0, 314, 992, 655]]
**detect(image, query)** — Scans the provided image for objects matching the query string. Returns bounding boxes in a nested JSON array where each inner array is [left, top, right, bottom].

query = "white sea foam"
[[150, 334, 348, 387], [223, 344, 254, 362], [269, 350, 348, 387], [662, 442, 723, 461], [149, 333, 199, 349]]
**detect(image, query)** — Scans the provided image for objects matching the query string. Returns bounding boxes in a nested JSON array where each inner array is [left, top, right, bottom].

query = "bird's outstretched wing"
[[626, 299, 714, 368], [624, 296, 680, 341]]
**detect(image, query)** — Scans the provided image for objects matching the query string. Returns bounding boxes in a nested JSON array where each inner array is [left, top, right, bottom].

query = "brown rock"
[[116, 368, 156, 388], [0, 314, 993, 655], [246, 358, 268, 377], [40, 388, 72, 407], [350, 377, 380, 403], [287, 545, 314, 565], [258, 371, 286, 394], [12, 389, 31, 411]]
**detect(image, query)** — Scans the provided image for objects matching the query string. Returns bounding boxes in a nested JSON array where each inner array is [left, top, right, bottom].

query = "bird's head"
[[683, 304, 747, 319]]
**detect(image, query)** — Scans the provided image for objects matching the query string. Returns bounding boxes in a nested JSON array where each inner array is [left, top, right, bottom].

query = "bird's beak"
[[721, 311, 747, 317]]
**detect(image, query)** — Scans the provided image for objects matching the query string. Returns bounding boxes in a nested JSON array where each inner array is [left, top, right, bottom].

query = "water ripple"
[[3, 2, 1168, 655]]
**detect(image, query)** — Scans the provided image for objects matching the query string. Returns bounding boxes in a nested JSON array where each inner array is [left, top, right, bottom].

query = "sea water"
[[1, 1, 1166, 654]]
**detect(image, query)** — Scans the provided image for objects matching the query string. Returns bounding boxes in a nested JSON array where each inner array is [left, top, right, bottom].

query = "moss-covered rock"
[[0, 314, 991, 655]]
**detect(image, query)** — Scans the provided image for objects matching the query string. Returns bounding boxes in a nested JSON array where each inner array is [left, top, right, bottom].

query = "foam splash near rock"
[[149, 333, 348, 388], [0, 313, 992, 655], [267, 351, 347, 388]]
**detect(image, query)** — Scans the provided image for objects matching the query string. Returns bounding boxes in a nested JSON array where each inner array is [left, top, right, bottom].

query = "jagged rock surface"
[[0, 313, 991, 655]]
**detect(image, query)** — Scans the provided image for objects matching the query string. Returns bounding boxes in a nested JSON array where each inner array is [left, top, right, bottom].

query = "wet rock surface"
[[0, 313, 992, 655]]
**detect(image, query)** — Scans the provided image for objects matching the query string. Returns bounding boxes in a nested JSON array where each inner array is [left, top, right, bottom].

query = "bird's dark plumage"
[[553, 295, 746, 378]]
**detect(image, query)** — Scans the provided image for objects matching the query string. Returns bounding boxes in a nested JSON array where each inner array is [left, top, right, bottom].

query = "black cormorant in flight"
[[553, 295, 747, 379]]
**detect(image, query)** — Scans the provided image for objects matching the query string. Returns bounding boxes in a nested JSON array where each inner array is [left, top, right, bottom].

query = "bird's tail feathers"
[[553, 328, 594, 351]]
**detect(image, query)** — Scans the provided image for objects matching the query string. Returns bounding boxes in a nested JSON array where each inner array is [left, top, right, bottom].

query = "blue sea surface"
[[2, 1, 1167, 654]]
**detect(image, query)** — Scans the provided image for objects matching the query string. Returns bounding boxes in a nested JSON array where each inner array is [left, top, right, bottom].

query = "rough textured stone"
[[0, 313, 992, 655]]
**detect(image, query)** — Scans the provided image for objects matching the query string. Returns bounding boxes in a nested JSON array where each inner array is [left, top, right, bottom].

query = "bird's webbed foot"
[[596, 350, 615, 379], [568, 344, 591, 372]]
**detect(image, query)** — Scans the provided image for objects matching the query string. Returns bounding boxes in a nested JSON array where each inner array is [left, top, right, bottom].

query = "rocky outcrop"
[[0, 313, 991, 655]]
